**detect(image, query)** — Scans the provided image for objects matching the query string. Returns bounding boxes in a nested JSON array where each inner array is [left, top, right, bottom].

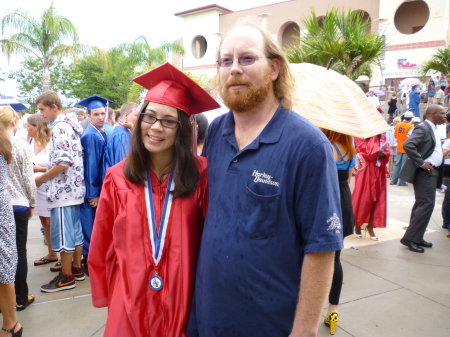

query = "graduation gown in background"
[[103, 124, 132, 178], [80, 124, 107, 255], [352, 134, 390, 228], [409, 90, 421, 118], [89, 158, 208, 337]]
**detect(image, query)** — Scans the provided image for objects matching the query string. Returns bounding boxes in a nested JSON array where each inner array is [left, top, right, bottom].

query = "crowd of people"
[[384, 74, 450, 119], [0, 20, 449, 337]]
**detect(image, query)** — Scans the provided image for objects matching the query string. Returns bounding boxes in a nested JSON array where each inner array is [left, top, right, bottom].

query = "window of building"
[[281, 22, 300, 49], [191, 35, 207, 59], [317, 16, 325, 29], [394, 0, 429, 34]]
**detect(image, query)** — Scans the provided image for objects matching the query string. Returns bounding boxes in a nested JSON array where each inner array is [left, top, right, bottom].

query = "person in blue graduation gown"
[[77, 95, 113, 263], [409, 85, 421, 118], [103, 102, 140, 178]]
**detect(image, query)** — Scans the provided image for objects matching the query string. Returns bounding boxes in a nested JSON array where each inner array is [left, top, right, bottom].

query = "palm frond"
[[420, 47, 450, 76], [288, 7, 385, 80]]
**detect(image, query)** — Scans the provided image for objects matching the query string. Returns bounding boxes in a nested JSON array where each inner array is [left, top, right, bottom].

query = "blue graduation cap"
[[76, 95, 113, 111]]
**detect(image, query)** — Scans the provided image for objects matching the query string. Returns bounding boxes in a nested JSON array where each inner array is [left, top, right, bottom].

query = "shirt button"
[[232, 158, 238, 163]]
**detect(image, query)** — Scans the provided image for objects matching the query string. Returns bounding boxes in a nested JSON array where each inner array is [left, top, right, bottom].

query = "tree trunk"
[[42, 58, 50, 92]]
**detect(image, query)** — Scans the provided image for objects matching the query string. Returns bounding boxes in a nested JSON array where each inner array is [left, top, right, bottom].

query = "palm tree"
[[286, 7, 385, 81], [420, 47, 450, 77], [115, 35, 185, 69], [1, 2, 89, 91]]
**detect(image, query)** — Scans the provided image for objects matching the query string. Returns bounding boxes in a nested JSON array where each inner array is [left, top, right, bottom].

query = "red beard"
[[220, 68, 273, 113]]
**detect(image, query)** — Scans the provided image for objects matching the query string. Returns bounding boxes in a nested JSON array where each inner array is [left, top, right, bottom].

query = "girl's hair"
[[0, 106, 19, 126], [124, 101, 200, 199], [320, 129, 356, 159], [0, 123, 12, 164], [27, 114, 51, 150]]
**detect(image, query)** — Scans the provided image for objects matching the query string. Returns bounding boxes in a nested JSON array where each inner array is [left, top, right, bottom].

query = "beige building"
[[379, 0, 450, 91], [174, 0, 449, 91]]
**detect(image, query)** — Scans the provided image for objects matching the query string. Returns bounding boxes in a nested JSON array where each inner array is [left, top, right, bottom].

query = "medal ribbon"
[[144, 172, 175, 267], [118, 120, 132, 134], [90, 123, 106, 143]]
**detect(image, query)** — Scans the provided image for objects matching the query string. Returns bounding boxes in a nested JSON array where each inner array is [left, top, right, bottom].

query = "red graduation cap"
[[132, 62, 220, 117]]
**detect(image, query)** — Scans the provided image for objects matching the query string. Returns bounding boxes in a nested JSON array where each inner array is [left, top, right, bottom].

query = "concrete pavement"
[[2, 182, 450, 337]]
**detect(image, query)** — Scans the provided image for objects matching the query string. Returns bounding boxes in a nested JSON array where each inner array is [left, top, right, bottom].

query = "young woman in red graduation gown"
[[352, 133, 390, 240], [89, 63, 219, 337]]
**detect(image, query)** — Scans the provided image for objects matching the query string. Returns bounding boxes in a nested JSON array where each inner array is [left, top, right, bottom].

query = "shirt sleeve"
[[19, 142, 37, 208], [443, 139, 450, 149], [89, 172, 117, 308], [294, 141, 344, 254], [81, 133, 104, 199], [52, 126, 75, 166]]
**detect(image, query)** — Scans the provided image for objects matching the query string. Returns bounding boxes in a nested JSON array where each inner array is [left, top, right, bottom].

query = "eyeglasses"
[[216, 55, 273, 68], [140, 113, 179, 129]]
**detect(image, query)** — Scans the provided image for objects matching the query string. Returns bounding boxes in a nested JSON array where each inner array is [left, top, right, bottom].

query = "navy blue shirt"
[[188, 106, 343, 337]]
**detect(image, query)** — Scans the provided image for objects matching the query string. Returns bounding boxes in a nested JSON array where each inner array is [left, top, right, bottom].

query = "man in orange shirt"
[[390, 111, 415, 186]]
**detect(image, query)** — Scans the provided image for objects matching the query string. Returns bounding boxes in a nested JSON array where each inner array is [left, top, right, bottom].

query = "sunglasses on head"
[[216, 55, 273, 68]]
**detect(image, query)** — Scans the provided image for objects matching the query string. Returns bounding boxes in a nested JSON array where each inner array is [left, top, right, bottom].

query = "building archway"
[[317, 16, 325, 29], [278, 22, 300, 49], [352, 10, 371, 32]]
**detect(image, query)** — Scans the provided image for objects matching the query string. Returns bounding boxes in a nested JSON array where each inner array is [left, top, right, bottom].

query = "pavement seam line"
[[342, 259, 450, 310], [90, 324, 106, 337], [34, 294, 92, 305], [339, 287, 402, 305], [341, 254, 450, 268]]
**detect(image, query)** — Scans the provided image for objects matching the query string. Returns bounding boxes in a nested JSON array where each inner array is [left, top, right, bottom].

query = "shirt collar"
[[221, 104, 288, 150], [425, 119, 437, 129]]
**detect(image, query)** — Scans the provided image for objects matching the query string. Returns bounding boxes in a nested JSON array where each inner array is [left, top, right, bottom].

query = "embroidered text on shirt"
[[252, 170, 279, 187], [326, 213, 341, 233]]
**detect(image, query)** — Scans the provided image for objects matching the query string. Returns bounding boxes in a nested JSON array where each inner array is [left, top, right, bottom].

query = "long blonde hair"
[[0, 106, 19, 127], [28, 114, 51, 150], [0, 123, 12, 163]]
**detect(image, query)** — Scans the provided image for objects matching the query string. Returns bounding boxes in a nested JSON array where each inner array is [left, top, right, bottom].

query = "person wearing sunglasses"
[[188, 22, 342, 337], [88, 62, 219, 337]]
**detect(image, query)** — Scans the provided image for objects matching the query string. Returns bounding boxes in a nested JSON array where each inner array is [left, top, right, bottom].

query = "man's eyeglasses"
[[140, 113, 180, 129], [216, 55, 273, 68]]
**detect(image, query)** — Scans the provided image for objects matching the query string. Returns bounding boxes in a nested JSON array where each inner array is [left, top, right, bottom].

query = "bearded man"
[[187, 22, 343, 337]]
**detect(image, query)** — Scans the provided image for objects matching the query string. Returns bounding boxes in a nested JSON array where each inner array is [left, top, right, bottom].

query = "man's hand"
[[35, 176, 45, 188], [421, 162, 433, 172], [289, 251, 335, 337], [378, 150, 386, 158], [88, 197, 100, 208]]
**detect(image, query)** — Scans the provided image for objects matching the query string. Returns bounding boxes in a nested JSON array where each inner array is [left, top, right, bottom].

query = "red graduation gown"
[[89, 158, 207, 337], [352, 135, 390, 228]]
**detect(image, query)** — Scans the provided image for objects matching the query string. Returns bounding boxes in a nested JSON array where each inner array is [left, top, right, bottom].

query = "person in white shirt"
[[407, 117, 422, 137], [399, 105, 446, 253], [386, 117, 400, 177], [367, 91, 381, 110]]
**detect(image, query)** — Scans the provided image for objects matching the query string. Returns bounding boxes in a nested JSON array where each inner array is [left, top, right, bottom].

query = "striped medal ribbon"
[[144, 172, 175, 290]]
